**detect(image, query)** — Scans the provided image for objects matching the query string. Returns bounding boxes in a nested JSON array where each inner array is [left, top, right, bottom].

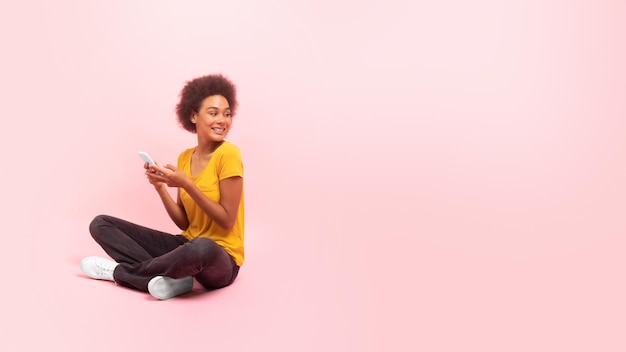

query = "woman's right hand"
[[144, 162, 165, 189]]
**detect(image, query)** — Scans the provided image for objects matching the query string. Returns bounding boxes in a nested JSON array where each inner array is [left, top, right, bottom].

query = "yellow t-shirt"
[[178, 141, 245, 266]]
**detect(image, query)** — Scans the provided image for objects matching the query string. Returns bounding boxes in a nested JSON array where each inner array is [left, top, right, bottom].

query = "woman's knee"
[[188, 237, 213, 254], [187, 237, 225, 261], [89, 214, 113, 241]]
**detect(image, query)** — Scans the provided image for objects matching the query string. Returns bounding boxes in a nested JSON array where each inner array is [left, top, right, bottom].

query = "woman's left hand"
[[146, 164, 190, 189]]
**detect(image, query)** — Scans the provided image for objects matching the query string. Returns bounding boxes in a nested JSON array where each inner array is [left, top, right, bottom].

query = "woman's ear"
[[190, 113, 197, 124]]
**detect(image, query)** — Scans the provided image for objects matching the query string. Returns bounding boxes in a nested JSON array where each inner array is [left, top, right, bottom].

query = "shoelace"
[[96, 261, 116, 276]]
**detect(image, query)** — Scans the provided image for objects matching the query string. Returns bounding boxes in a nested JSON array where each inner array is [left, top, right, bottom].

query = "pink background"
[[1, 0, 625, 351]]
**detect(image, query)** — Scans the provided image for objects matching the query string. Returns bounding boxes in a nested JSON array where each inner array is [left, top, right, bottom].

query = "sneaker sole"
[[148, 276, 194, 300]]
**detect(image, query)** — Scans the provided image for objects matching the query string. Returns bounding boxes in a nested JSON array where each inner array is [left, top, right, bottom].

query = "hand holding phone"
[[138, 151, 164, 176], [138, 151, 156, 166]]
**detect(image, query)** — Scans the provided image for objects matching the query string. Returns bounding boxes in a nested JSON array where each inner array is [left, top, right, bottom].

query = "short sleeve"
[[216, 144, 243, 180]]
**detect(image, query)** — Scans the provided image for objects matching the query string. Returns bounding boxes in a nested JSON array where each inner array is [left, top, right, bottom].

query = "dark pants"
[[89, 214, 239, 292]]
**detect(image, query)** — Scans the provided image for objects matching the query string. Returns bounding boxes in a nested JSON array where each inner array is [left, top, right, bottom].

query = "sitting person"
[[80, 73, 245, 300]]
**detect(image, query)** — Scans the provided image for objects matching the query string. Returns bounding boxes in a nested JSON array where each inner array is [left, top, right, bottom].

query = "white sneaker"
[[148, 276, 194, 300], [80, 256, 119, 281]]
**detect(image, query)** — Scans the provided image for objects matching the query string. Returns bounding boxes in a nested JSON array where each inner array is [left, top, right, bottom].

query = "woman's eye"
[[209, 112, 217, 117]]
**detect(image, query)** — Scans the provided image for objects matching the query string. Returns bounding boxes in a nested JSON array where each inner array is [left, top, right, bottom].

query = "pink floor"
[[3, 195, 626, 351]]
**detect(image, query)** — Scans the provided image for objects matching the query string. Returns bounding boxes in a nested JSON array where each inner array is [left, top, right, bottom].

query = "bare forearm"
[[182, 182, 233, 230], [146, 164, 240, 231], [155, 185, 189, 230]]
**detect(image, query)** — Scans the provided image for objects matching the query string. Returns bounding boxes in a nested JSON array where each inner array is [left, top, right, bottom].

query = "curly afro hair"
[[176, 74, 238, 133]]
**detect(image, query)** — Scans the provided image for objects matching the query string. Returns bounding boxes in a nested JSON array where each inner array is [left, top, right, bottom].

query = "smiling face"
[[191, 95, 232, 142]]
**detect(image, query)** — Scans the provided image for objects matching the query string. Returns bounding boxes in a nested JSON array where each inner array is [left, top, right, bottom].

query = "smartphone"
[[138, 151, 164, 176], [138, 151, 156, 166]]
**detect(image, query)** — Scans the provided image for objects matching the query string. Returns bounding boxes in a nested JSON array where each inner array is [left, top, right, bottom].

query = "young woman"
[[80, 74, 244, 300]]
